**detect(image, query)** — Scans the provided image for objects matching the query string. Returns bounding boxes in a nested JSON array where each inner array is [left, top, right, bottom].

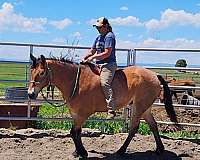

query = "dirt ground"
[[0, 128, 199, 160], [0, 96, 200, 160]]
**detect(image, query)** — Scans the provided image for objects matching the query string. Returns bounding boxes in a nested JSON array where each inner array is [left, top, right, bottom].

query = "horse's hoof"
[[79, 153, 88, 159], [116, 148, 126, 155], [79, 150, 88, 159], [155, 147, 165, 155], [72, 150, 88, 159]]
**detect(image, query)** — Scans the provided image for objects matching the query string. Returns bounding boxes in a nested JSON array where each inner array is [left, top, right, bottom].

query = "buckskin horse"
[[28, 54, 178, 158]]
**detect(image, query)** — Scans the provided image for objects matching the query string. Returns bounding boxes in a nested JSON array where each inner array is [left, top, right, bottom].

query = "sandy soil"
[[0, 128, 199, 160]]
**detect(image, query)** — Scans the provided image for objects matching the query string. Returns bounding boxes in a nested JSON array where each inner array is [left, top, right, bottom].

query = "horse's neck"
[[48, 61, 77, 98]]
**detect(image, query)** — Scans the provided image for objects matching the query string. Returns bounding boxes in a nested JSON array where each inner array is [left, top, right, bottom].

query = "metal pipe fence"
[[0, 42, 200, 128]]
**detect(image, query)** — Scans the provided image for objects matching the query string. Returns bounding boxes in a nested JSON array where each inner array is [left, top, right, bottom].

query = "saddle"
[[80, 62, 101, 75], [81, 62, 122, 76]]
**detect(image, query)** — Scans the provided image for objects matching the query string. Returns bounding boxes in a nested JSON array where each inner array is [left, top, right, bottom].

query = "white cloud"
[[145, 9, 200, 31], [127, 34, 133, 37], [117, 38, 200, 65], [49, 18, 72, 30], [73, 32, 81, 38], [52, 37, 66, 44], [14, 0, 24, 6], [117, 37, 200, 50], [89, 16, 143, 27], [0, 2, 47, 33], [0, 2, 74, 32], [2, 2, 13, 12], [109, 16, 143, 26], [120, 6, 128, 11], [116, 39, 136, 49]]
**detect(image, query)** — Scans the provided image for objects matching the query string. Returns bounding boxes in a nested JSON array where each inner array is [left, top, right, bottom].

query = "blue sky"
[[0, 0, 200, 65]]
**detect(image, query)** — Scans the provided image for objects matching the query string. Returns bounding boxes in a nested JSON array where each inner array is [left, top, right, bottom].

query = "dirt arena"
[[0, 128, 199, 160], [0, 101, 200, 160]]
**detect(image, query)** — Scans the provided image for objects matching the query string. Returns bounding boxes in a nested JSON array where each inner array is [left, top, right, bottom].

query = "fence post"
[[128, 49, 136, 66], [27, 45, 33, 118], [124, 49, 137, 131]]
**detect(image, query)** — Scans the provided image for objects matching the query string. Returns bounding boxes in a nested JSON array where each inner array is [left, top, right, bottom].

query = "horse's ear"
[[30, 53, 37, 68], [40, 55, 45, 61], [30, 53, 36, 61], [40, 55, 46, 67]]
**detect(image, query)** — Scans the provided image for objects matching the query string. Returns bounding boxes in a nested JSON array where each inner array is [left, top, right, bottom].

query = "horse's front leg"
[[70, 126, 88, 158]]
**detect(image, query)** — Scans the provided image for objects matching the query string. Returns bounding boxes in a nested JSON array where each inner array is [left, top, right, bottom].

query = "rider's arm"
[[91, 48, 112, 60], [84, 48, 96, 59], [88, 35, 114, 61]]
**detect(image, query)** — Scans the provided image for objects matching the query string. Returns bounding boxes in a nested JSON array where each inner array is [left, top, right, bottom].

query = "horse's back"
[[113, 66, 161, 107], [114, 66, 159, 87]]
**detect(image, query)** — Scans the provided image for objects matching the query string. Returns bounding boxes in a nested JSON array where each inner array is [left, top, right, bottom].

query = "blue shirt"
[[92, 32, 116, 64]]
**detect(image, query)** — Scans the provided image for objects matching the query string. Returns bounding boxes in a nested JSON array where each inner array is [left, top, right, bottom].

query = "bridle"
[[30, 63, 81, 107], [30, 63, 52, 86]]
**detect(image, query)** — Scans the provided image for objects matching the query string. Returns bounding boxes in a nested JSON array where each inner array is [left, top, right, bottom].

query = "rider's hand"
[[81, 58, 87, 63], [86, 56, 93, 62]]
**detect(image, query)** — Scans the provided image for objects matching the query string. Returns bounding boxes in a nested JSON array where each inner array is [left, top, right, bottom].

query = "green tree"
[[175, 59, 187, 67]]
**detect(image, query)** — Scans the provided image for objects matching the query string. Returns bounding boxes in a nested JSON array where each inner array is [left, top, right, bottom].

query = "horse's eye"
[[39, 71, 45, 76]]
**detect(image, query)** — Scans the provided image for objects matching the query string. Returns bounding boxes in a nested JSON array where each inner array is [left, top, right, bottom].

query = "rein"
[[40, 63, 81, 107]]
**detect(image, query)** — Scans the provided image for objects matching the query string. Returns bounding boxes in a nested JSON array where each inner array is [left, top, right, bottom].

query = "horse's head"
[[28, 53, 50, 99]]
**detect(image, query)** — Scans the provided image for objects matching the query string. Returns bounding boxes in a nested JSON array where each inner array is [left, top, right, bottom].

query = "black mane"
[[45, 57, 75, 64], [33, 55, 98, 68]]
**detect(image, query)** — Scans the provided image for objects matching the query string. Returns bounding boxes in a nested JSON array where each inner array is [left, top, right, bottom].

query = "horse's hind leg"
[[142, 108, 164, 154], [117, 107, 141, 155]]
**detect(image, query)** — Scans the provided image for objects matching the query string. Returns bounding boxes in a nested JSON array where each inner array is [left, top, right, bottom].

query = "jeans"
[[100, 62, 117, 111]]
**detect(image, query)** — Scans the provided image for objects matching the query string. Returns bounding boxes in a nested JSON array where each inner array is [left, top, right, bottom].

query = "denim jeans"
[[100, 62, 117, 111]]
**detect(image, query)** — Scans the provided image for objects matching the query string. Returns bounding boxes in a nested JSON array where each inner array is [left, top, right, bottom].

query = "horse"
[[159, 78, 196, 103], [28, 54, 178, 158]]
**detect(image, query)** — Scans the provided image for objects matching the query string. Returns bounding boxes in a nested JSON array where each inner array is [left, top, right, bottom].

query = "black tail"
[[157, 75, 178, 123]]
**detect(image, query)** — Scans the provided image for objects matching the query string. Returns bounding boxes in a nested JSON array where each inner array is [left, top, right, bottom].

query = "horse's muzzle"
[[28, 92, 37, 100], [28, 87, 38, 100]]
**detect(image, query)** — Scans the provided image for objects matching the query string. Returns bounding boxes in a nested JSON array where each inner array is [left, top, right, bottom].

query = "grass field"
[[0, 62, 29, 96], [35, 104, 200, 138], [151, 68, 200, 85]]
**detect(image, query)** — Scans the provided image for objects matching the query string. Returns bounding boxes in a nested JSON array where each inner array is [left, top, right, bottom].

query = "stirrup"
[[107, 110, 116, 119]]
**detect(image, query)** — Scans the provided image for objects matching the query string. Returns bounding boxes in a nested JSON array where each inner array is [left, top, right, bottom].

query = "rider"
[[82, 17, 117, 119]]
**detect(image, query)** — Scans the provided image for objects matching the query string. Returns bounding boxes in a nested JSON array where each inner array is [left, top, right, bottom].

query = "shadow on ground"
[[87, 150, 184, 160]]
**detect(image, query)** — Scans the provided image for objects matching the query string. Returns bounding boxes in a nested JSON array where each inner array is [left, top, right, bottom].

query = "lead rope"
[[41, 63, 81, 108], [69, 63, 81, 101]]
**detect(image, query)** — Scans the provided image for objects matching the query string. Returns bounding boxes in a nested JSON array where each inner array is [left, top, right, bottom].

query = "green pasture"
[[35, 104, 200, 138], [0, 62, 29, 96], [151, 69, 200, 85]]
